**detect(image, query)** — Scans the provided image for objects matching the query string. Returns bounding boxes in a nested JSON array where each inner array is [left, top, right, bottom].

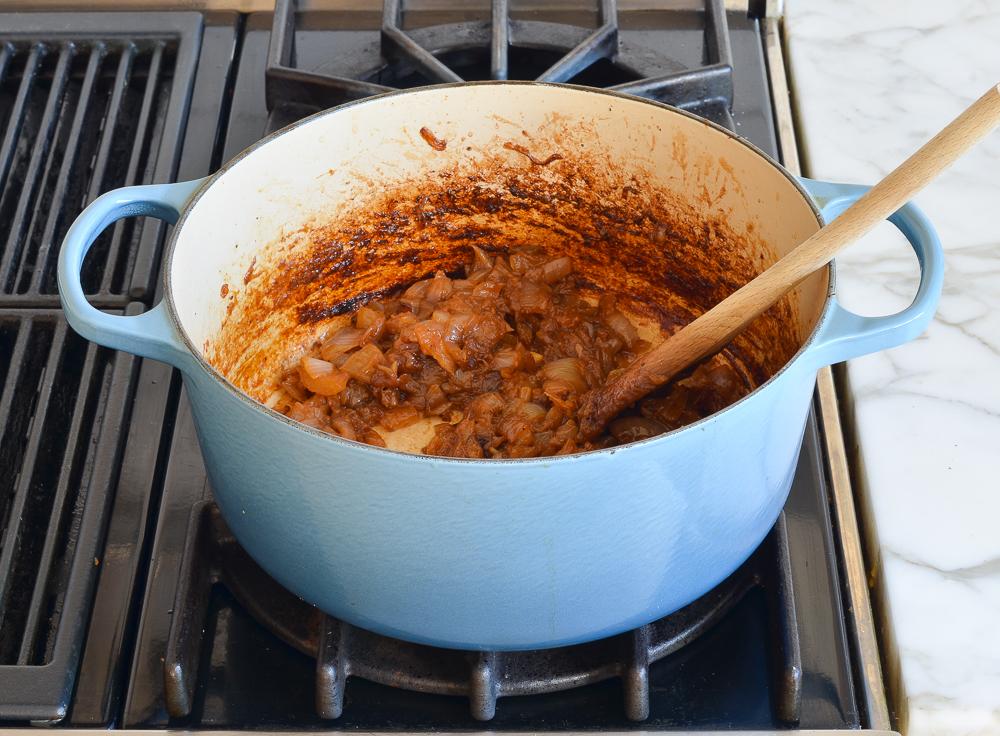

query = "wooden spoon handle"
[[580, 83, 1000, 438]]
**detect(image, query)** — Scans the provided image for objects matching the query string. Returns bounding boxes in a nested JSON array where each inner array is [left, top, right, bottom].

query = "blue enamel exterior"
[[57, 166, 943, 653]]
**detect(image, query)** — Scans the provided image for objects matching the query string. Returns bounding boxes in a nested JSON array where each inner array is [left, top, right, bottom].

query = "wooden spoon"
[[578, 83, 1000, 439]]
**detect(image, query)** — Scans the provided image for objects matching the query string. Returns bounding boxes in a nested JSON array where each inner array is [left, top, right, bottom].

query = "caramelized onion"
[[517, 401, 546, 423], [425, 271, 453, 303], [506, 278, 552, 314], [340, 343, 385, 383], [411, 320, 458, 374], [532, 256, 574, 283], [509, 250, 539, 274], [281, 376, 308, 402], [493, 343, 535, 375], [603, 310, 639, 348], [470, 245, 493, 274], [299, 357, 351, 396], [275, 245, 753, 457], [608, 415, 667, 444], [380, 405, 421, 431], [320, 327, 365, 360], [362, 428, 387, 447], [331, 417, 357, 441], [538, 358, 587, 393], [385, 311, 418, 335], [444, 313, 472, 344], [355, 305, 385, 341], [424, 384, 449, 414]]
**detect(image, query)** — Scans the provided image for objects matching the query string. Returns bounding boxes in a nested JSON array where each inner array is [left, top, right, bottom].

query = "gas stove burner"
[[163, 503, 801, 723], [265, 0, 733, 117]]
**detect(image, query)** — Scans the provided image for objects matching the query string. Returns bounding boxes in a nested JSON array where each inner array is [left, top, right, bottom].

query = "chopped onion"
[[362, 428, 387, 447], [493, 343, 534, 375], [472, 280, 503, 299], [598, 294, 640, 348], [508, 251, 536, 274], [468, 392, 504, 419], [542, 379, 578, 409], [541, 405, 565, 431], [299, 357, 351, 396], [380, 405, 422, 430], [320, 327, 365, 360], [280, 376, 308, 402], [499, 415, 533, 445], [608, 416, 667, 444], [506, 278, 552, 314], [273, 245, 749, 459], [355, 305, 382, 329], [264, 388, 286, 409], [425, 271, 453, 303], [331, 417, 357, 441], [444, 313, 472, 344], [288, 399, 327, 426], [444, 340, 467, 365], [400, 279, 430, 310], [538, 357, 587, 393], [385, 311, 418, 335], [493, 348, 518, 372], [532, 256, 573, 283], [411, 320, 458, 374], [603, 310, 639, 348], [517, 401, 546, 423], [340, 343, 385, 383], [469, 245, 493, 275], [424, 384, 448, 414], [355, 305, 385, 341]]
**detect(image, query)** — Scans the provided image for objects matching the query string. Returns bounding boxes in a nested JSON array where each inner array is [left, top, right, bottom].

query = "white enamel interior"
[[167, 84, 827, 393]]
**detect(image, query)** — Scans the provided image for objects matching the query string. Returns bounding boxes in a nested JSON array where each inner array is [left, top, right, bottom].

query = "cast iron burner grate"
[[0, 15, 200, 309], [265, 0, 733, 125], [0, 308, 138, 721], [162, 503, 802, 723], [0, 13, 202, 722]]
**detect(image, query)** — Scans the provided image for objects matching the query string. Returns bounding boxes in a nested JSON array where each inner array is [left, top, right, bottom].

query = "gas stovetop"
[[0, 2, 891, 733]]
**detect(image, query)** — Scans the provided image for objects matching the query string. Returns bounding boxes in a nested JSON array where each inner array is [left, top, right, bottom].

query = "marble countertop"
[[783, 1, 1000, 734]]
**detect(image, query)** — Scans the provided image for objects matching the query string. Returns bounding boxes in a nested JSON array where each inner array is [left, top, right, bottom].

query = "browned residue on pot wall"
[[207, 126, 801, 404], [419, 126, 447, 151]]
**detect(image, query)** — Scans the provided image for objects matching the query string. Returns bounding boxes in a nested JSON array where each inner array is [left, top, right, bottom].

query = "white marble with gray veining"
[[784, 1, 1000, 734]]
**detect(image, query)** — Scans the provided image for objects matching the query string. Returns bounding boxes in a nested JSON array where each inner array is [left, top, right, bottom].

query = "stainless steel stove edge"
[[762, 16, 893, 735]]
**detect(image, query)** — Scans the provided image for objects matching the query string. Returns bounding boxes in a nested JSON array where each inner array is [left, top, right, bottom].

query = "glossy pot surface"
[[58, 83, 943, 650]]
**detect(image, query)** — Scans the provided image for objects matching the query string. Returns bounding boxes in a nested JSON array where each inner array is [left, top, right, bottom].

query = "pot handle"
[[797, 177, 944, 368], [57, 178, 208, 369]]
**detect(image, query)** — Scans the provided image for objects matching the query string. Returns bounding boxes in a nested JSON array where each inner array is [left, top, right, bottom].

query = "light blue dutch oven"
[[57, 84, 942, 651]]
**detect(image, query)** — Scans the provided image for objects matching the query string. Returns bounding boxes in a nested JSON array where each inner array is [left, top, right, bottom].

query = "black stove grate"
[[161, 504, 802, 724], [265, 0, 733, 124], [0, 15, 200, 309], [0, 12, 204, 723], [0, 309, 137, 721]]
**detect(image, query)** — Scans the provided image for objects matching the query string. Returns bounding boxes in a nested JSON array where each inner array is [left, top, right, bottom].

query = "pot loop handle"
[[797, 177, 945, 368], [57, 178, 209, 369]]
